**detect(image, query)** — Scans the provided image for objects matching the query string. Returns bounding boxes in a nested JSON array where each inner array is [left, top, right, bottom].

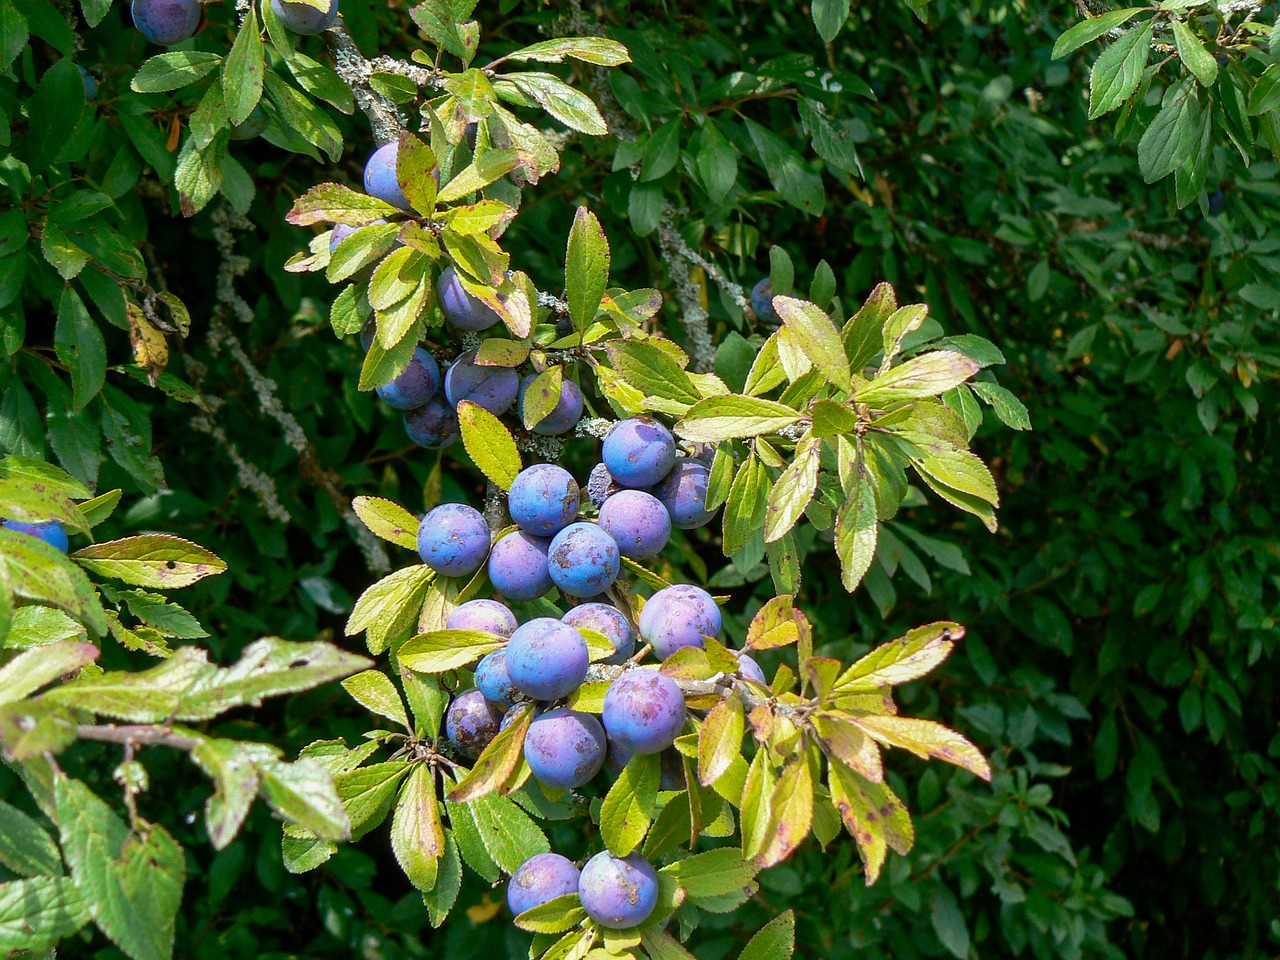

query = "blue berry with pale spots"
[[547, 522, 620, 598], [561, 603, 634, 666], [597, 490, 670, 560], [602, 417, 677, 488], [652, 459, 715, 529], [508, 464, 580, 537], [474, 650, 522, 708], [638, 584, 721, 660], [438, 266, 502, 331], [416, 503, 489, 577], [363, 141, 411, 209], [375, 347, 440, 410], [403, 396, 458, 448], [444, 349, 520, 415], [524, 708, 606, 789], [445, 688, 504, 758], [487, 531, 553, 602], [578, 852, 659, 930], [507, 854, 581, 917], [602, 669, 686, 755], [447, 599, 517, 637], [505, 618, 588, 701]]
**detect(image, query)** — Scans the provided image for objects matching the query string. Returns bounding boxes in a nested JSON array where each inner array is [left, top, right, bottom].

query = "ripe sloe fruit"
[[474, 650, 522, 708], [736, 651, 767, 685], [517, 375, 584, 436], [403, 396, 459, 449], [507, 853, 580, 916], [375, 346, 440, 410], [578, 851, 659, 929], [561, 603, 634, 666], [652, 460, 714, 529], [363, 141, 411, 210], [438, 266, 502, 331], [445, 688, 504, 758], [508, 464, 580, 537], [447, 598, 517, 637], [638, 584, 721, 659], [270, 0, 337, 34], [524, 708, 606, 789], [751, 277, 779, 325], [2, 520, 69, 553], [602, 669, 686, 755], [548, 522, 620, 598], [416, 503, 490, 577], [586, 462, 621, 509], [131, 0, 201, 45], [602, 417, 677, 488], [444, 350, 519, 415], [487, 531, 553, 602], [597, 490, 671, 560], [505, 618, 588, 701]]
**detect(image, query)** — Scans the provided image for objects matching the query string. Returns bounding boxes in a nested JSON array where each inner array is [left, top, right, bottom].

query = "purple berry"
[[518, 375, 584, 436], [488, 531, 554, 602], [331, 219, 397, 256], [364, 141, 411, 210], [547, 522, 620, 599], [597, 490, 671, 560], [416, 503, 490, 577], [445, 688, 505, 759], [652, 460, 715, 529], [578, 852, 659, 929], [444, 349, 520, 415], [2, 520, 68, 553], [602, 669, 686, 755], [499, 703, 527, 732], [270, 0, 337, 34], [438, 266, 501, 331], [507, 853, 581, 916], [638, 584, 721, 660], [586, 462, 621, 509], [736, 651, 767, 685], [375, 347, 440, 410], [131, 0, 200, 44], [524, 708, 606, 789], [505, 618, 589, 701], [447, 599, 517, 637], [474, 650, 523, 708], [403, 396, 459, 449], [602, 417, 677, 488], [751, 277, 778, 325], [562, 603, 634, 666], [508, 464, 580, 538]]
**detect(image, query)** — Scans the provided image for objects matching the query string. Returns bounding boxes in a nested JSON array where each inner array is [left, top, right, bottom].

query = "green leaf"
[[970, 381, 1031, 430], [1137, 85, 1202, 183], [256, 754, 351, 841], [811, 399, 861, 439], [466, 791, 550, 872], [844, 282, 896, 370], [0, 640, 99, 706], [828, 763, 910, 883], [0, 530, 108, 637], [1247, 63, 1280, 115], [368, 246, 427, 312], [0, 877, 90, 952], [601, 753, 660, 856], [437, 148, 523, 203], [856, 351, 981, 406], [641, 928, 700, 960], [41, 222, 89, 280], [642, 118, 682, 182], [331, 761, 412, 840], [287, 183, 400, 227], [512, 893, 587, 934], [399, 629, 507, 674], [507, 37, 631, 66], [930, 887, 971, 959], [739, 910, 796, 960], [565, 206, 610, 332], [345, 563, 434, 654], [55, 288, 106, 411], [395, 131, 439, 214], [457, 400, 522, 491], [25, 60, 84, 175], [607, 340, 701, 408], [72, 534, 227, 588], [772, 297, 852, 393], [352, 496, 420, 550], [698, 692, 744, 786], [1171, 19, 1217, 87], [723, 455, 768, 556], [508, 72, 609, 136], [812, 0, 850, 42], [852, 715, 991, 780], [446, 702, 533, 802], [675, 396, 801, 442], [835, 476, 878, 592], [132, 51, 223, 93], [190, 739, 265, 849], [342, 670, 411, 729], [746, 119, 825, 215], [391, 764, 445, 891], [834, 621, 961, 692], [1051, 8, 1143, 59], [664, 848, 759, 899], [56, 776, 184, 960], [695, 120, 738, 203], [79, 489, 123, 528], [0, 798, 61, 877], [764, 436, 818, 543], [1088, 21, 1154, 119]]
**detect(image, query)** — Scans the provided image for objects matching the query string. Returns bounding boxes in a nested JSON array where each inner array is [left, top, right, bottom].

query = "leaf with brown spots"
[[833, 621, 963, 693], [352, 496, 420, 551], [756, 752, 812, 868], [446, 703, 533, 802], [698, 691, 744, 787], [851, 715, 991, 781], [812, 712, 884, 783], [72, 535, 227, 589]]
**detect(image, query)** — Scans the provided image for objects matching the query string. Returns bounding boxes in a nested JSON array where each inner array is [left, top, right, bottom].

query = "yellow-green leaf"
[[457, 400, 521, 490]]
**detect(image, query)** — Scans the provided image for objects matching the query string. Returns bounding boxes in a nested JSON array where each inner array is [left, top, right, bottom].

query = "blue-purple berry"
[[2, 520, 69, 553], [602, 669, 686, 755], [578, 852, 659, 929], [444, 349, 520, 415], [445, 688, 504, 759], [736, 651, 767, 686], [524, 708, 606, 789], [447, 599, 517, 637], [586, 462, 621, 509], [652, 460, 715, 529], [751, 277, 778, 325], [518, 375, 584, 436], [547, 522, 620, 599], [474, 650, 523, 708], [507, 853, 581, 917], [638, 584, 721, 660], [505, 618, 589, 701], [438, 266, 502, 331], [597, 490, 671, 560], [561, 603, 634, 666], [508, 464, 580, 538], [602, 417, 677, 488], [403, 396, 459, 449], [131, 0, 201, 44], [375, 347, 440, 410], [487, 531, 553, 602], [416, 503, 490, 577], [364, 141, 411, 210], [270, 0, 337, 34]]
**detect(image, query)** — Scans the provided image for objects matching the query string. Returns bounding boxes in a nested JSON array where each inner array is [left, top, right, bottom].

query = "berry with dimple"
[[561, 603, 634, 666], [131, 0, 201, 45], [445, 688, 504, 758], [751, 277, 779, 325], [375, 347, 440, 410], [652, 460, 715, 529], [505, 618, 589, 701], [2, 520, 69, 553], [602, 669, 686, 755], [548, 522, 620, 598], [597, 490, 670, 560], [438, 266, 502, 331], [578, 852, 659, 930], [508, 464, 580, 537], [638, 584, 721, 660], [403, 396, 459, 449], [586, 462, 621, 509], [518, 375, 584, 436], [474, 650, 522, 708], [602, 417, 677, 488], [416, 503, 490, 577], [447, 599, 517, 638], [487, 531, 554, 602], [363, 141, 412, 210], [507, 853, 581, 917], [270, 0, 337, 34], [524, 708, 606, 789], [444, 350, 520, 415], [736, 651, 767, 686]]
